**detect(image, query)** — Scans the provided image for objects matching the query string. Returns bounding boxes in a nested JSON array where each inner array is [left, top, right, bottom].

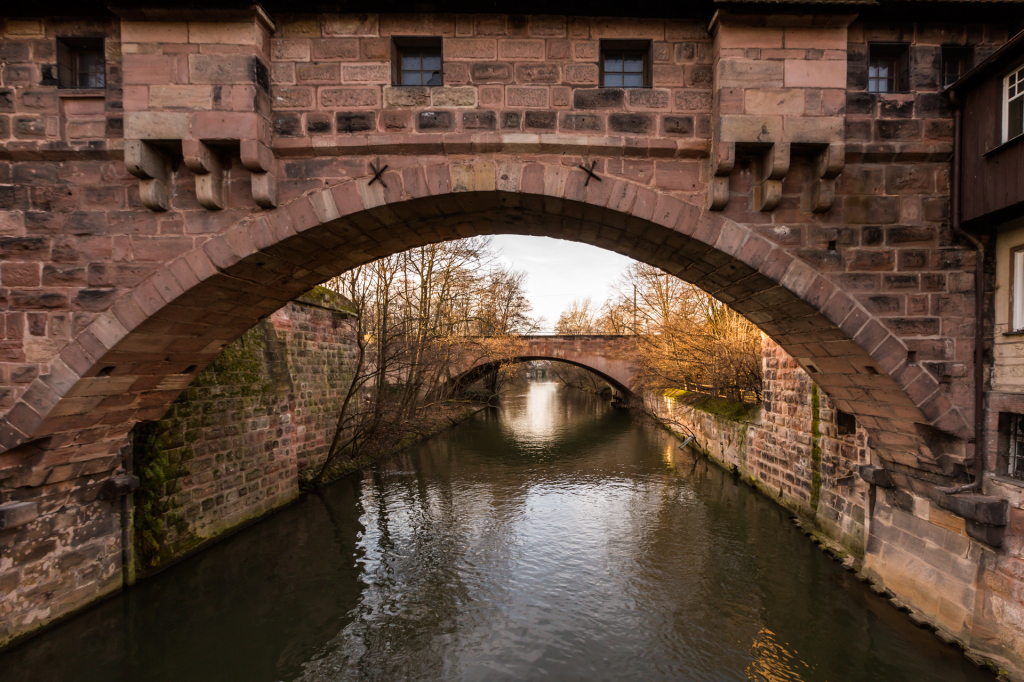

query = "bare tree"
[[307, 238, 542, 485], [555, 297, 599, 335], [597, 263, 762, 403]]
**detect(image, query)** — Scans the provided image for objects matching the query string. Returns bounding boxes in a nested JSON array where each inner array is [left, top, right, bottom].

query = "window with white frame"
[[1005, 413, 1024, 479], [1006, 64, 1024, 143], [1014, 246, 1024, 331]]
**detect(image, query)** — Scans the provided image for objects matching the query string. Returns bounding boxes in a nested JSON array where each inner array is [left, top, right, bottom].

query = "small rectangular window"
[[941, 46, 973, 88], [57, 37, 105, 89], [1012, 246, 1024, 331], [1007, 413, 1024, 479], [868, 43, 909, 94], [392, 37, 442, 87], [836, 410, 857, 436], [1005, 64, 1024, 143], [600, 40, 651, 88]]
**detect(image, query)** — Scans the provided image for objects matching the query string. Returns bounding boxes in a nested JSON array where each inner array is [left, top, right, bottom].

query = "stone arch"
[[450, 356, 633, 398], [0, 159, 965, 482]]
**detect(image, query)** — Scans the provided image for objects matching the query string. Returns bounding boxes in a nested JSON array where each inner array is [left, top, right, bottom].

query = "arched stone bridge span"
[[0, 6, 994, 660], [450, 335, 637, 396]]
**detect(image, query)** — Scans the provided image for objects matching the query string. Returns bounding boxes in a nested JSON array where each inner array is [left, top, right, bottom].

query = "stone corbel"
[[241, 139, 278, 208], [182, 139, 225, 210], [805, 143, 845, 214], [752, 142, 790, 212], [706, 141, 735, 211], [124, 139, 172, 212]]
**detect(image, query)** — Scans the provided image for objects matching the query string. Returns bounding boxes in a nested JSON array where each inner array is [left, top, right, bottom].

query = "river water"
[[2, 382, 994, 682]]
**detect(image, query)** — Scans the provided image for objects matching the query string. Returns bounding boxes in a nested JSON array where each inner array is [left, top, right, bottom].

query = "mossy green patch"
[[132, 327, 272, 573], [665, 389, 760, 422], [132, 421, 194, 573], [297, 285, 358, 315]]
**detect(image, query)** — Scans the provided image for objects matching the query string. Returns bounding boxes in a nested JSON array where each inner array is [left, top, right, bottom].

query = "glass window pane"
[[402, 71, 420, 85], [402, 54, 421, 70], [422, 54, 441, 70], [1010, 96, 1024, 140], [425, 70, 442, 86], [624, 73, 643, 88], [82, 71, 105, 88], [869, 65, 878, 78], [605, 56, 623, 73], [604, 73, 623, 87], [624, 57, 643, 73], [876, 64, 890, 78], [1014, 251, 1024, 330]]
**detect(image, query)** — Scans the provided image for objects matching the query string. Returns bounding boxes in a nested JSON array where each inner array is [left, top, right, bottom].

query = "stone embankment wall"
[[654, 337, 1024, 674], [132, 290, 357, 573], [652, 337, 870, 551]]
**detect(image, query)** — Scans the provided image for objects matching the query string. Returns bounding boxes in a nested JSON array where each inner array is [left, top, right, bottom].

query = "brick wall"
[[0, 7, 1020, 670], [132, 294, 357, 572], [657, 336, 1024, 672], [267, 14, 712, 142], [653, 336, 869, 550], [0, 292, 356, 645]]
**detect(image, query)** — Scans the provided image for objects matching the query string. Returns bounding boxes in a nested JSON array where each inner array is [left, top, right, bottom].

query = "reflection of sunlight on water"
[[501, 382, 564, 444], [745, 627, 814, 682], [662, 439, 677, 471]]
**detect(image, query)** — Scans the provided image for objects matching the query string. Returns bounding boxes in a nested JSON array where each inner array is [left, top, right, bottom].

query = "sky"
[[489, 235, 637, 332]]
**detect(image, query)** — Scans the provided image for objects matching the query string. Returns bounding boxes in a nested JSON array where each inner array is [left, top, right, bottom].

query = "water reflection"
[[0, 382, 995, 682]]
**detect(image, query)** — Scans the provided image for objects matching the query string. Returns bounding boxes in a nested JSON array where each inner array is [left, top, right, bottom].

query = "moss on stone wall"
[[132, 421, 193, 572], [666, 389, 760, 423], [297, 285, 358, 316], [132, 327, 274, 572]]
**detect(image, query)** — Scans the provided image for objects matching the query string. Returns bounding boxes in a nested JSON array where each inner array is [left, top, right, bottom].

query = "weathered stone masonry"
[[655, 337, 869, 552], [132, 291, 357, 573], [0, 289, 357, 639], [661, 336, 1019, 670], [2, 3, 1024, 677]]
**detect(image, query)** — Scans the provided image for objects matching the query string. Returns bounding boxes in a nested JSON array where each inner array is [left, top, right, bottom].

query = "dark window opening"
[[941, 46, 974, 88], [836, 410, 857, 436], [907, 350, 918, 366], [868, 43, 909, 94], [1005, 413, 1024, 480], [600, 40, 651, 88], [393, 37, 442, 86], [827, 240, 837, 251], [57, 37, 105, 89]]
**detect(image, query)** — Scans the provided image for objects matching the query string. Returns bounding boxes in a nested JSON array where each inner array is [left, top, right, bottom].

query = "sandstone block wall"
[[654, 336, 869, 549], [132, 293, 356, 572], [657, 336, 1024, 672], [266, 14, 713, 145], [0, 7, 1019, 671]]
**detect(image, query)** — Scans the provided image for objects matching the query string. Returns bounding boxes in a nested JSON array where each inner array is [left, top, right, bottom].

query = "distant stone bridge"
[[450, 335, 637, 395]]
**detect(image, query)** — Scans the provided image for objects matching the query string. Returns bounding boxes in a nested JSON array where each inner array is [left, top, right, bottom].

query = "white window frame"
[[1004, 64, 1024, 144], [1013, 246, 1024, 331]]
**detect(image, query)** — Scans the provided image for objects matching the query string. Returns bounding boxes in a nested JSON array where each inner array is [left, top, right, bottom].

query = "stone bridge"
[[0, 4, 1013, 670], [450, 335, 637, 395]]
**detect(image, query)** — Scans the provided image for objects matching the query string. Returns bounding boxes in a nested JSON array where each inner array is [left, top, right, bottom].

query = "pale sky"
[[489, 235, 637, 332]]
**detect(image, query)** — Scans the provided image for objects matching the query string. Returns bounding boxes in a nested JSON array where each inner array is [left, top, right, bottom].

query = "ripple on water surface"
[[0, 382, 996, 682]]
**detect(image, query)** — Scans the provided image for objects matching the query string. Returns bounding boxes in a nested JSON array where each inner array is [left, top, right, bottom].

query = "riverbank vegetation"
[[305, 238, 541, 487], [554, 263, 762, 404]]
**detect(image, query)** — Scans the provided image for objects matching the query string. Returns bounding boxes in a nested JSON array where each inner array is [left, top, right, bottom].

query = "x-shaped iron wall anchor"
[[369, 161, 388, 188], [578, 161, 602, 186]]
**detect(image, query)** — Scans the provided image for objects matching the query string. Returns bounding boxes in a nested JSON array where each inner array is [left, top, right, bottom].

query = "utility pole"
[[633, 283, 637, 335]]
